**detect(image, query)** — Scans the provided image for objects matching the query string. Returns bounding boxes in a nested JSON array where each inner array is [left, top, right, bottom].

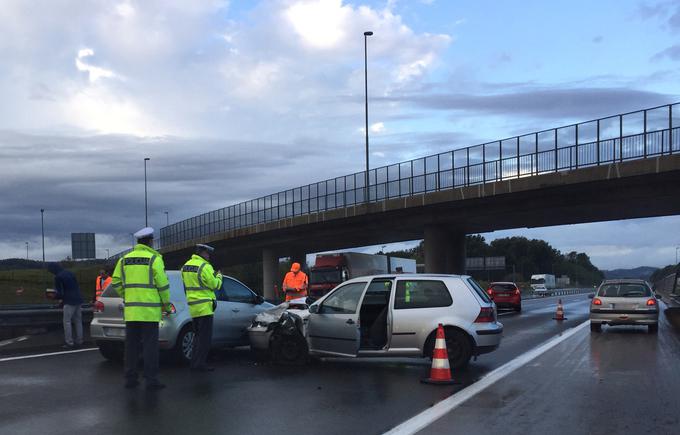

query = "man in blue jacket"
[[48, 263, 84, 348]]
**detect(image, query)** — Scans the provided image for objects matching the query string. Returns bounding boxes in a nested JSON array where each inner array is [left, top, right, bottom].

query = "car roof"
[[343, 273, 469, 282], [600, 279, 648, 284]]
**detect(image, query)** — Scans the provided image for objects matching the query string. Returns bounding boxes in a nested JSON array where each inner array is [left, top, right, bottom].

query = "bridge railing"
[[159, 103, 680, 249]]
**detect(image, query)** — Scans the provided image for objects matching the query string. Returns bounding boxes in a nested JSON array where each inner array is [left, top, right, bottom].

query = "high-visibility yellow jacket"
[[110, 244, 170, 322], [181, 254, 223, 318]]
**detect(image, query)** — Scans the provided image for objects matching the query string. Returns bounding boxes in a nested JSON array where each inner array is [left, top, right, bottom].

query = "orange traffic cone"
[[553, 299, 567, 321], [421, 324, 458, 385]]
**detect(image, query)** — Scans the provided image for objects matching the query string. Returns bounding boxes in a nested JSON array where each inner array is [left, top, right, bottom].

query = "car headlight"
[[251, 320, 268, 328]]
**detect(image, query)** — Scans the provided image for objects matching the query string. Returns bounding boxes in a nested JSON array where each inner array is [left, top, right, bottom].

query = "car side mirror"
[[655, 293, 662, 300], [588, 293, 595, 299], [308, 304, 319, 314], [305, 296, 317, 305], [254, 295, 265, 305]]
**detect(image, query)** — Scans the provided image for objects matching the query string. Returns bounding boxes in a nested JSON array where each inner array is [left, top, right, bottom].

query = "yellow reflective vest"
[[110, 244, 170, 322], [181, 254, 223, 318]]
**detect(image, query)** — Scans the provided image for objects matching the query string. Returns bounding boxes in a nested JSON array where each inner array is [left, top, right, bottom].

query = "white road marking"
[[383, 319, 590, 435], [0, 347, 97, 362], [0, 335, 30, 347]]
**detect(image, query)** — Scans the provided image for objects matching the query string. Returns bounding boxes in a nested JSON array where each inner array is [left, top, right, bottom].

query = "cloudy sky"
[[1, 0, 679, 269]]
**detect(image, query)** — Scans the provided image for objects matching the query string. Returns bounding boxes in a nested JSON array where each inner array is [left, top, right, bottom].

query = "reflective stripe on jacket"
[[110, 244, 170, 322], [181, 254, 223, 318]]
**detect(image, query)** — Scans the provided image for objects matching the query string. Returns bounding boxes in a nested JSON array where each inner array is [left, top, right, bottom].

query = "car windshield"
[[310, 269, 342, 284], [491, 284, 516, 292], [598, 283, 651, 298], [531, 278, 545, 284]]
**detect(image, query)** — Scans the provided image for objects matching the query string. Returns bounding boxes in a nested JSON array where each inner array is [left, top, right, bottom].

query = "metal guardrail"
[[0, 304, 93, 328], [524, 288, 594, 299], [159, 102, 680, 249]]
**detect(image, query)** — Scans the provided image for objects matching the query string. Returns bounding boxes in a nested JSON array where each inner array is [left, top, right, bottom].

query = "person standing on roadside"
[[181, 244, 223, 372], [110, 227, 171, 391], [95, 268, 112, 301], [47, 262, 84, 349], [282, 262, 308, 302]]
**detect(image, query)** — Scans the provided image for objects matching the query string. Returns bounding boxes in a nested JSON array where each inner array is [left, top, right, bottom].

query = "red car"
[[487, 282, 522, 312]]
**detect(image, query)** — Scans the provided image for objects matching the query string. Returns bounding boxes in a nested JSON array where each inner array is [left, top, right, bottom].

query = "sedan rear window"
[[598, 284, 651, 298], [491, 284, 516, 292], [467, 278, 492, 303]]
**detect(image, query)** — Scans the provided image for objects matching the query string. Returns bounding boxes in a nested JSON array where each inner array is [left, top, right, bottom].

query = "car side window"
[[219, 278, 255, 304], [320, 282, 367, 314], [394, 280, 452, 309]]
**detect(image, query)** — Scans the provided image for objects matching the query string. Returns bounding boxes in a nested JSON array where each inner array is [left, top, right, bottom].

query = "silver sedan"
[[589, 279, 659, 333]]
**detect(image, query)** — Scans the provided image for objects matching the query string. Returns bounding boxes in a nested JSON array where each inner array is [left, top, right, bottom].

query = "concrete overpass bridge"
[[159, 103, 680, 299]]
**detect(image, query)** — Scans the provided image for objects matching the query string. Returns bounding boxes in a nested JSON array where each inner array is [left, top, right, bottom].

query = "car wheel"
[[648, 323, 658, 334], [97, 341, 123, 362], [173, 325, 195, 365], [251, 348, 270, 362], [514, 304, 522, 313], [590, 322, 602, 333], [270, 332, 308, 366]]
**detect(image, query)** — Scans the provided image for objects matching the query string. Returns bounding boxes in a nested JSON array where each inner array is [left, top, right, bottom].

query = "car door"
[[213, 277, 259, 344], [307, 281, 368, 356]]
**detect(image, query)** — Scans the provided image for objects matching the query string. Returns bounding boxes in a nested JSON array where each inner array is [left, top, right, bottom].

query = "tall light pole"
[[364, 30, 373, 203], [40, 209, 45, 263], [164, 211, 169, 226], [676, 246, 679, 265], [144, 157, 150, 227], [25, 242, 29, 260]]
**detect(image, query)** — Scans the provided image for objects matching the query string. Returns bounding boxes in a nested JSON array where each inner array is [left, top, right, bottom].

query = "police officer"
[[181, 244, 223, 372], [110, 227, 171, 390]]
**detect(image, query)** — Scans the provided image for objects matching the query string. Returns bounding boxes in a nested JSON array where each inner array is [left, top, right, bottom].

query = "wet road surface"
[[1, 294, 603, 435], [420, 301, 680, 435]]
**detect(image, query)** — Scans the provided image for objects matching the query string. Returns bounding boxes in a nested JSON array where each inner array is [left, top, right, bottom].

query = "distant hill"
[[603, 267, 658, 280]]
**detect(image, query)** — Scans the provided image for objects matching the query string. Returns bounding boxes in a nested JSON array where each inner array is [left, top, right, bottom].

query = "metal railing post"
[[643, 110, 647, 158], [619, 114, 623, 161], [575, 124, 579, 168], [517, 136, 520, 178], [596, 119, 600, 164], [499, 142, 503, 181], [482, 144, 486, 183], [553, 129, 557, 172], [466, 148, 470, 186], [670, 105, 674, 155]]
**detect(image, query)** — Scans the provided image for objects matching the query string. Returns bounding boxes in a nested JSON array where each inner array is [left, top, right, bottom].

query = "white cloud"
[[285, 0, 351, 49], [370, 121, 386, 133], [75, 48, 117, 83]]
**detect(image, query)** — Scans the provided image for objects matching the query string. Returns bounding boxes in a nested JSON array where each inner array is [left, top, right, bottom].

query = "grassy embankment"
[[0, 266, 101, 305]]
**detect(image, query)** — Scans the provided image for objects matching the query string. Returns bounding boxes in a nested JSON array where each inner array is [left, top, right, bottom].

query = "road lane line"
[[0, 347, 97, 362], [383, 319, 590, 435], [0, 336, 30, 347]]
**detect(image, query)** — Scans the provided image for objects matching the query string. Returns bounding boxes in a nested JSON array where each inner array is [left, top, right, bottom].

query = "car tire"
[[251, 348, 270, 362], [590, 322, 602, 333], [173, 324, 195, 365], [97, 340, 123, 362], [514, 304, 522, 313], [270, 332, 308, 366], [648, 323, 658, 334], [427, 328, 472, 370]]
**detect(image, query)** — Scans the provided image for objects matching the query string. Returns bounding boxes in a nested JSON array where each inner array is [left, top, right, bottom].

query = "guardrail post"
[[575, 124, 579, 168], [499, 142, 503, 181], [517, 136, 521, 178], [466, 148, 470, 186], [482, 144, 486, 183], [670, 105, 674, 155], [643, 109, 647, 158]]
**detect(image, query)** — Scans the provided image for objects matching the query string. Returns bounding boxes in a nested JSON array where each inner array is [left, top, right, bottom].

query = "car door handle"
[[346, 319, 355, 325], [232, 309, 240, 313]]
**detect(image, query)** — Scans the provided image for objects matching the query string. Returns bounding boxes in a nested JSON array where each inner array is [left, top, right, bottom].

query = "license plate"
[[497, 293, 510, 297], [104, 327, 125, 338]]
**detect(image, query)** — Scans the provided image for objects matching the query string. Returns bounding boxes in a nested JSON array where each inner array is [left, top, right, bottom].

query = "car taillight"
[[592, 298, 602, 306], [475, 307, 495, 323], [646, 299, 656, 306], [94, 301, 105, 313], [163, 303, 176, 316], [486, 288, 493, 295], [514, 288, 520, 296]]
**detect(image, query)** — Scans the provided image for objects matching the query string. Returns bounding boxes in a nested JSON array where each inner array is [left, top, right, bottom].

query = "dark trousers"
[[191, 315, 213, 369], [125, 321, 160, 384]]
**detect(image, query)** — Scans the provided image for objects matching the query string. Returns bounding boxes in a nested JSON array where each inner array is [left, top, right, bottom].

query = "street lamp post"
[[25, 242, 29, 260], [144, 158, 150, 227], [676, 246, 679, 265], [164, 211, 169, 226], [40, 209, 45, 263], [363, 30, 373, 203]]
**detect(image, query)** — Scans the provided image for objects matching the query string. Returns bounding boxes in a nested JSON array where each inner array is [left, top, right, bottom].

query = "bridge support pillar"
[[262, 248, 279, 301], [424, 226, 466, 274]]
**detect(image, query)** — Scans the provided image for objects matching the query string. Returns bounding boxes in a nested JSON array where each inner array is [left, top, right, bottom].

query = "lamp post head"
[[364, 31, 373, 36], [144, 157, 150, 161]]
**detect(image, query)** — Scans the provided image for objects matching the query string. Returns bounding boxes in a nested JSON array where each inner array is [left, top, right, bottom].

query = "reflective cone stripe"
[[421, 324, 457, 385], [554, 299, 566, 320]]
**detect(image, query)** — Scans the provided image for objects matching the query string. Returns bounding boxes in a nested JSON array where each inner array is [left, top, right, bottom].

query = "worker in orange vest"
[[95, 268, 112, 300], [282, 262, 308, 302]]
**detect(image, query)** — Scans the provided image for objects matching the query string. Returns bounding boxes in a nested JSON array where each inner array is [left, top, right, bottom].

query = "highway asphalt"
[[2, 293, 667, 435]]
